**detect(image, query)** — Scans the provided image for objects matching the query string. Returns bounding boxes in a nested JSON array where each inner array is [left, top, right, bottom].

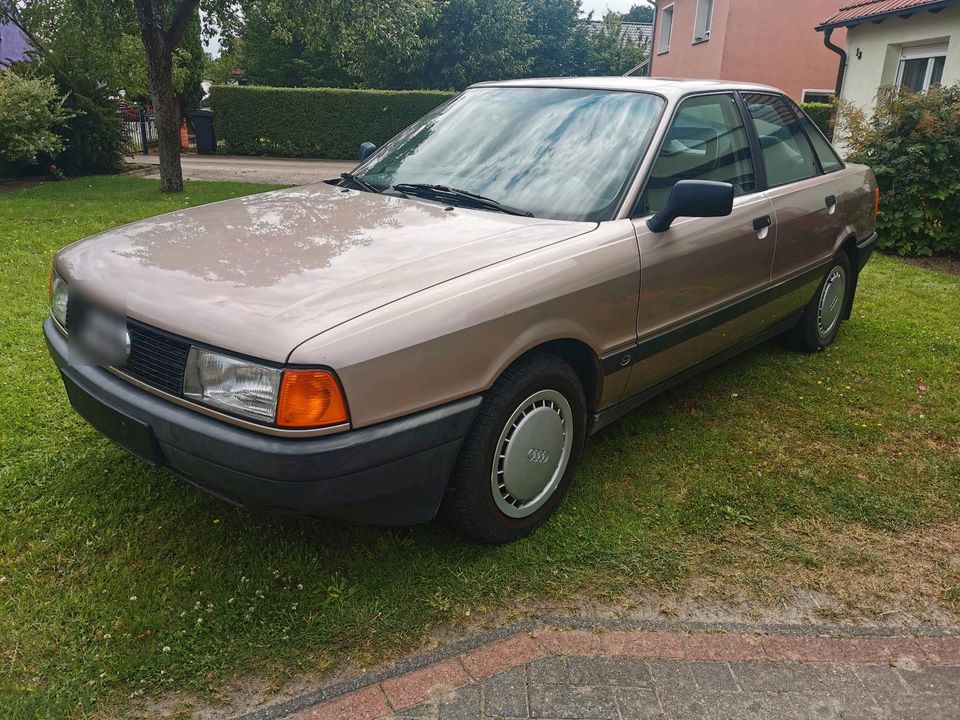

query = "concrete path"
[[135, 154, 356, 186], [234, 620, 960, 720]]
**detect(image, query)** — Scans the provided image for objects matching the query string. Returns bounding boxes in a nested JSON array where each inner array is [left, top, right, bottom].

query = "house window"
[[801, 89, 835, 104], [694, 0, 714, 43], [896, 43, 948, 92], [659, 4, 674, 54]]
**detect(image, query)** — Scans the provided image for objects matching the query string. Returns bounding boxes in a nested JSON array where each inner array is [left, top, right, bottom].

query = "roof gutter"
[[821, 26, 847, 99]]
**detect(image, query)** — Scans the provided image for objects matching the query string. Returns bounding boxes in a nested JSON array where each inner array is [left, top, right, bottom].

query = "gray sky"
[[582, 0, 644, 16]]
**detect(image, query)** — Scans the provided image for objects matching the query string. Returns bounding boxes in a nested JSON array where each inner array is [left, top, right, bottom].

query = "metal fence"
[[118, 104, 157, 155]]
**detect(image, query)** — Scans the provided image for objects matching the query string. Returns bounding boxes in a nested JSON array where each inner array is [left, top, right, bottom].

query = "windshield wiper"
[[391, 183, 534, 217], [340, 172, 381, 194]]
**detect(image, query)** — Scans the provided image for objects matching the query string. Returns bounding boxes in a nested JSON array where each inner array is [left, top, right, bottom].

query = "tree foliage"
[[839, 84, 960, 257], [583, 11, 646, 75], [621, 3, 654, 23], [233, 1, 647, 90]]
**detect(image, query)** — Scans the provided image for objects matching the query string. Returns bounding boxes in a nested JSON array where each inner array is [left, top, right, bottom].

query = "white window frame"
[[658, 4, 674, 54], [801, 89, 835, 103], [693, 0, 714, 43], [895, 42, 949, 92]]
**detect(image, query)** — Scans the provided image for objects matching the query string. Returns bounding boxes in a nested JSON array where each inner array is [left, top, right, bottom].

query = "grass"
[[2, 176, 959, 718]]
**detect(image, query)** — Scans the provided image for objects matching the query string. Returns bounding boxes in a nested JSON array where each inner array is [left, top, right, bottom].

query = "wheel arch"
[[508, 338, 604, 416]]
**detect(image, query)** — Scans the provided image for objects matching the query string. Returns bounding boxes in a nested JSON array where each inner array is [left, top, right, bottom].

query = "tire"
[[442, 353, 587, 544], [788, 252, 852, 353]]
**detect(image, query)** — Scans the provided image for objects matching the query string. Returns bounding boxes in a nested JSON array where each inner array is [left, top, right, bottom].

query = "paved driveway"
[[136, 154, 356, 186], [236, 620, 960, 720]]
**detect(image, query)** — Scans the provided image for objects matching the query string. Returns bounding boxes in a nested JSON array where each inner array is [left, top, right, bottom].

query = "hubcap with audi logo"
[[491, 389, 573, 518]]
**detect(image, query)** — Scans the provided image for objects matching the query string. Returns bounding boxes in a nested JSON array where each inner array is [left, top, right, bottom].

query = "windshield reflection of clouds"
[[360, 88, 664, 221]]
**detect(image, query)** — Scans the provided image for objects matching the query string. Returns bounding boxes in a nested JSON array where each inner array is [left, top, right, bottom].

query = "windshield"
[[356, 87, 665, 222]]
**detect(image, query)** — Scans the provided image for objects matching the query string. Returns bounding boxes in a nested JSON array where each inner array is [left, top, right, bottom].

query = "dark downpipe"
[[822, 27, 848, 98]]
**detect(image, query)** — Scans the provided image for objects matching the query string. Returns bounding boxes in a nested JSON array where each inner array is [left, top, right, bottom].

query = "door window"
[[638, 93, 755, 215], [788, 100, 843, 173], [742, 93, 820, 188]]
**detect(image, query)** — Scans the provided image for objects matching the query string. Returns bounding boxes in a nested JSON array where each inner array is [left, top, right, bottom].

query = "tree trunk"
[[145, 50, 184, 193]]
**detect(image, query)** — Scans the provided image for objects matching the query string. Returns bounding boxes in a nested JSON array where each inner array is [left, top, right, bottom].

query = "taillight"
[[873, 187, 880, 221]]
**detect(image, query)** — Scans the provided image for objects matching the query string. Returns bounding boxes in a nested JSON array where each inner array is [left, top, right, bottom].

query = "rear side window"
[[639, 93, 755, 215], [790, 101, 844, 173], [742, 93, 820, 187]]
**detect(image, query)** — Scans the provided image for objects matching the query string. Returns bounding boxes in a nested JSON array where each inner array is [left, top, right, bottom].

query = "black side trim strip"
[[591, 314, 801, 435], [602, 260, 831, 376]]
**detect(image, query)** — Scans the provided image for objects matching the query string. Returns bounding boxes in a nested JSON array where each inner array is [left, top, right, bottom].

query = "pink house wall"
[[650, 0, 847, 102]]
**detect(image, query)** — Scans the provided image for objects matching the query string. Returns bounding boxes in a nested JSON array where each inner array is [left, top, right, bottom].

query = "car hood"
[[57, 183, 595, 362]]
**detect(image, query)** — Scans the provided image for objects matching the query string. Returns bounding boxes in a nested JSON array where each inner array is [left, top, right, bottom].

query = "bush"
[[800, 102, 834, 138], [839, 84, 960, 257], [0, 72, 74, 172], [211, 85, 456, 160], [47, 92, 129, 175]]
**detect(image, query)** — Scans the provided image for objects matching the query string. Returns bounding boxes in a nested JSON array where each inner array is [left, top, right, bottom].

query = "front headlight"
[[49, 270, 68, 328], [183, 347, 282, 422]]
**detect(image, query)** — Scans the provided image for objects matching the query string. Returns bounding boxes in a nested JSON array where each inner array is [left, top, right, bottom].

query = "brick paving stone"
[[531, 628, 601, 657], [481, 667, 528, 718], [526, 656, 569, 684], [601, 630, 685, 659], [760, 634, 849, 663], [681, 633, 766, 662], [728, 660, 828, 693], [381, 659, 471, 711], [460, 634, 541, 680], [613, 687, 664, 719], [914, 637, 960, 665], [685, 660, 741, 693], [567, 656, 652, 686], [288, 685, 391, 720], [837, 637, 924, 664], [436, 685, 480, 720], [851, 664, 913, 694], [528, 684, 618, 719], [895, 665, 960, 695]]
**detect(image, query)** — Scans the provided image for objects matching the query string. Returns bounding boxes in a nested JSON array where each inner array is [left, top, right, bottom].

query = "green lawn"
[[2, 177, 959, 719]]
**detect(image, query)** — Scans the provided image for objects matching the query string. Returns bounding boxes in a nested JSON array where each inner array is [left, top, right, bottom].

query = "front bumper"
[[44, 317, 481, 524]]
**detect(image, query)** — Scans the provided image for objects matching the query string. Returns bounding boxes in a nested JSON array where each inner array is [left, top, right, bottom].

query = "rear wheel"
[[789, 252, 851, 353], [442, 354, 586, 544]]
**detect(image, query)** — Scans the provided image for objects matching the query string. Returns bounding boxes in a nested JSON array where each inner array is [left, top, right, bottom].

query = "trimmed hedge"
[[210, 85, 457, 160], [800, 102, 834, 138]]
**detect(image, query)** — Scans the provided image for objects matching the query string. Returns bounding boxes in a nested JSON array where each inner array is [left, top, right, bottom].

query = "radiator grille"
[[123, 321, 190, 396]]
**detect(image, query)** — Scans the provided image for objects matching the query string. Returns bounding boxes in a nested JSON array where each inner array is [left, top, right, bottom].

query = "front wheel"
[[442, 354, 586, 544], [788, 252, 852, 353]]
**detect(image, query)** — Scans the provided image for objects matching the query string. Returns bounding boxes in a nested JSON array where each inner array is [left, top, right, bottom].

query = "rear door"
[[740, 92, 846, 283], [624, 92, 776, 395]]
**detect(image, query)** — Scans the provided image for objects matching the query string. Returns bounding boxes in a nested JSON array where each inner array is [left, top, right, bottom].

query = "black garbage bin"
[[190, 110, 216, 155]]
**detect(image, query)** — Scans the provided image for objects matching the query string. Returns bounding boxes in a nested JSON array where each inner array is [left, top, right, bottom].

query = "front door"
[[625, 92, 776, 396]]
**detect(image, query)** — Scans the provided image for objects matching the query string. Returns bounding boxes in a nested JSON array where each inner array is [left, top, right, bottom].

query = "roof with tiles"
[[818, 0, 960, 29]]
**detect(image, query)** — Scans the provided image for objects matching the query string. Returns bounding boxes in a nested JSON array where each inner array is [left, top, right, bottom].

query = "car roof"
[[470, 76, 783, 99]]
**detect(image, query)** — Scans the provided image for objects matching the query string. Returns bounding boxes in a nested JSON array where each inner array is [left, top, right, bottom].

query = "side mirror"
[[358, 142, 377, 162], [646, 180, 735, 233]]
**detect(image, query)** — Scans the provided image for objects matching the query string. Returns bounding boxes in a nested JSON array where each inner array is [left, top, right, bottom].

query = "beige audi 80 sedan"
[[46, 78, 879, 543]]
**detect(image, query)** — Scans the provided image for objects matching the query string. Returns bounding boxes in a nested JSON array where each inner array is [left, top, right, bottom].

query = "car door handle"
[[825, 195, 837, 208], [753, 215, 772, 232]]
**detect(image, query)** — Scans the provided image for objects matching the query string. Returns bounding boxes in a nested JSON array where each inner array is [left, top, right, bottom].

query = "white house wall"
[[841, 4, 960, 111]]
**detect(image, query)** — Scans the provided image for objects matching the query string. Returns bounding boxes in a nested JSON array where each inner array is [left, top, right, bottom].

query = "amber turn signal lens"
[[276, 370, 349, 428]]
